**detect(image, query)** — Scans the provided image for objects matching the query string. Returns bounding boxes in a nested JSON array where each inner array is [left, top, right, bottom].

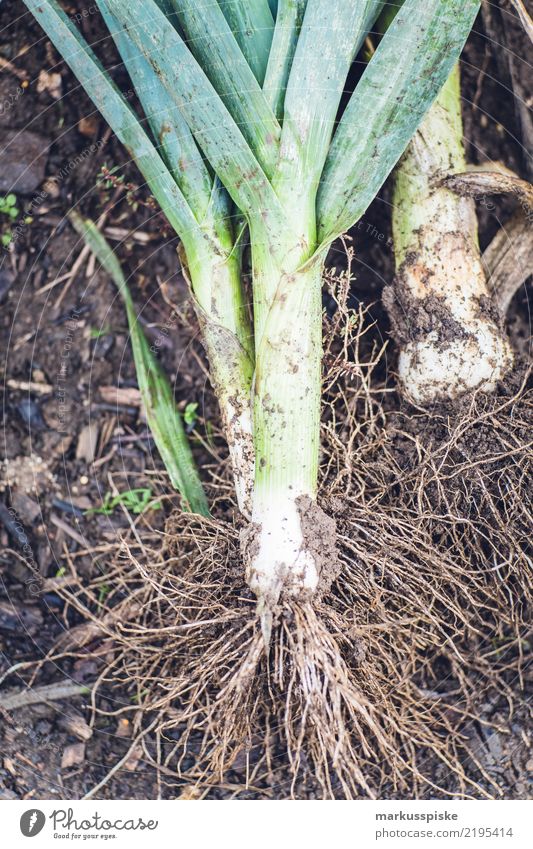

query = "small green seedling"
[[90, 325, 112, 339], [97, 163, 154, 211], [0, 193, 19, 245], [130, 688, 150, 703], [96, 163, 124, 191], [0, 194, 19, 219], [184, 402, 199, 429], [88, 487, 161, 515], [98, 583, 111, 604]]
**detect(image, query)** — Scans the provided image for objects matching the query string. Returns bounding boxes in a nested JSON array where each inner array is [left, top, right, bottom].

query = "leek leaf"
[[23, 0, 200, 242], [97, 0, 213, 220], [106, 0, 284, 222], [218, 0, 275, 86], [168, 0, 280, 177], [68, 211, 210, 517], [263, 0, 307, 118], [317, 0, 481, 242], [274, 1, 385, 200]]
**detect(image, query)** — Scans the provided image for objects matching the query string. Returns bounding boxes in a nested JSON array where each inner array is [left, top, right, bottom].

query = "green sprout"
[[88, 487, 162, 516], [98, 583, 111, 604], [0, 193, 19, 246], [90, 325, 112, 339], [0, 193, 19, 219], [96, 163, 125, 191], [184, 402, 199, 429]]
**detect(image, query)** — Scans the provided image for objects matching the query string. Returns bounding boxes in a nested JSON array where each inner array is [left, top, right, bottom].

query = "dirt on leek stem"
[[179, 238, 255, 519], [385, 64, 513, 404]]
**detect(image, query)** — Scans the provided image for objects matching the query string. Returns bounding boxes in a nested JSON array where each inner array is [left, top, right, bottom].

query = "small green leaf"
[[90, 325, 111, 339], [98, 583, 111, 604], [184, 402, 199, 428], [88, 487, 162, 516]]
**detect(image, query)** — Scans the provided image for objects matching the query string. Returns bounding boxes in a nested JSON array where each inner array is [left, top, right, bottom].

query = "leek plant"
[[386, 62, 514, 403], [24, 0, 481, 633]]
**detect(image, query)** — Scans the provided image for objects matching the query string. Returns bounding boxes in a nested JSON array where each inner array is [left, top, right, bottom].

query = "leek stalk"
[[388, 64, 513, 403]]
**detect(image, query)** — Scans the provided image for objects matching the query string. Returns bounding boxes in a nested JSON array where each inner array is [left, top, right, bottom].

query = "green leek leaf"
[[317, 0, 481, 243], [23, 0, 200, 243], [274, 1, 385, 203], [218, 0, 275, 86], [263, 0, 306, 118], [168, 0, 280, 177], [97, 0, 214, 220], [68, 211, 210, 517], [105, 0, 284, 222]]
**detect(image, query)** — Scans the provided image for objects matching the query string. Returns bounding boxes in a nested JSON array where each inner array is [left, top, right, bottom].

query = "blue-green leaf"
[[97, 0, 213, 220], [273, 1, 385, 207], [106, 0, 283, 222], [219, 0, 275, 86], [23, 0, 200, 242], [317, 0, 481, 243], [263, 0, 306, 118], [169, 0, 280, 177]]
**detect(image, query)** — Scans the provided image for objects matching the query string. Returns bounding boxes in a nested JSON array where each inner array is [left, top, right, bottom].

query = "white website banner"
[[1, 799, 531, 849]]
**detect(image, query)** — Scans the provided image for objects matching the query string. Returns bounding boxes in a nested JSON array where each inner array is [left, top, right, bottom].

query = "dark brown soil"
[[0, 2, 531, 800]]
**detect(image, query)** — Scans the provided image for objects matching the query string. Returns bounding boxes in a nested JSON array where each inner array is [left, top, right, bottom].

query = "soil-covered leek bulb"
[[386, 65, 513, 404]]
